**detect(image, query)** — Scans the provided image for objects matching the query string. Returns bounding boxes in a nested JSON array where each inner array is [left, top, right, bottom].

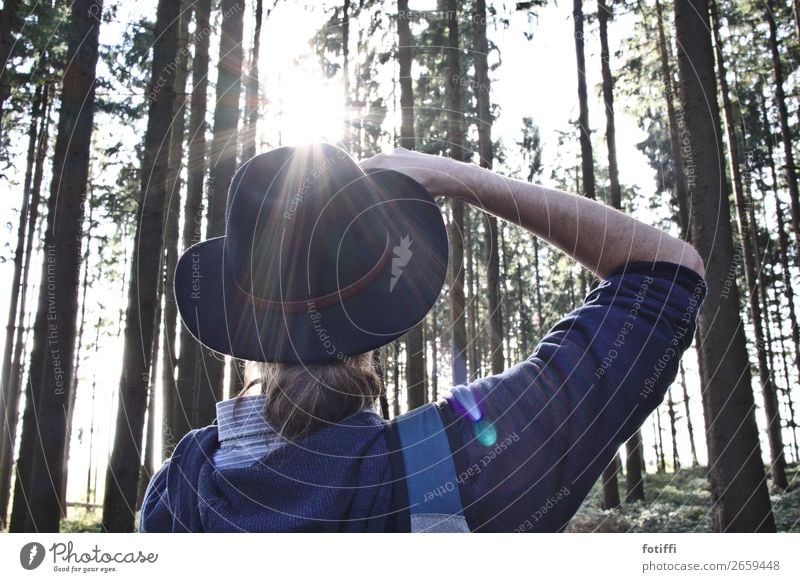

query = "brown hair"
[[238, 351, 381, 440]]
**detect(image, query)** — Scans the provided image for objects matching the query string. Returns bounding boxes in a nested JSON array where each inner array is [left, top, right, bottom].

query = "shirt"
[[139, 260, 706, 532]]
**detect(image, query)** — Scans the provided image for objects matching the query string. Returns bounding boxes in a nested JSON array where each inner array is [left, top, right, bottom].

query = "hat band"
[[234, 234, 391, 312]]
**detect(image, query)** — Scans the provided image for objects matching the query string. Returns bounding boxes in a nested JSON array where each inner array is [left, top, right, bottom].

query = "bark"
[[679, 362, 699, 467], [674, 0, 775, 531], [597, 0, 620, 210], [655, 407, 665, 472], [392, 341, 400, 417], [667, 387, 680, 470], [466, 207, 480, 380], [572, 0, 595, 201], [342, 0, 351, 151], [398, 0, 425, 410], [243, 0, 263, 161], [601, 453, 621, 509], [430, 310, 438, 401], [446, 0, 467, 386], [173, 0, 211, 454], [624, 429, 645, 502], [653, 0, 689, 239], [475, 0, 503, 374], [102, 0, 177, 533], [199, 0, 245, 427], [160, 0, 192, 460], [10, 0, 102, 532], [765, 0, 800, 254], [710, 0, 786, 489]]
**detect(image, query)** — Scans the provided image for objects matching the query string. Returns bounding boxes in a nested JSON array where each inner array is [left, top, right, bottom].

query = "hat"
[[174, 143, 449, 364]]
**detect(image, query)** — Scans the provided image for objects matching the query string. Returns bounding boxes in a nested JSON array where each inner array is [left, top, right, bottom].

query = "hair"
[[238, 351, 382, 441]]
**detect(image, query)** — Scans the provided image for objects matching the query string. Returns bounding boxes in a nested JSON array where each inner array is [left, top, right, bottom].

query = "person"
[[139, 142, 706, 533]]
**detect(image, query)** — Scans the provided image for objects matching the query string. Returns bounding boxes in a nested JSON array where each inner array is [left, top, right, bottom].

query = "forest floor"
[[52, 463, 800, 532], [567, 463, 800, 532]]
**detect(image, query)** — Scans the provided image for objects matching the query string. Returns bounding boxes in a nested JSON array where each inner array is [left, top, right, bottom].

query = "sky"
[[2, 0, 782, 510]]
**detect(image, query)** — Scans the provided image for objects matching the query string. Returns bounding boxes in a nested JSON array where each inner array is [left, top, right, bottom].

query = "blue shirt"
[[139, 260, 706, 532]]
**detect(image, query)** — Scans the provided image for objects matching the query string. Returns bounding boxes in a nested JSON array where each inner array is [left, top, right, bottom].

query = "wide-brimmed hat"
[[174, 143, 449, 364]]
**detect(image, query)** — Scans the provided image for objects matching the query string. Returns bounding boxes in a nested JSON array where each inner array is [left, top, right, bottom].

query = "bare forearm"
[[448, 162, 704, 279]]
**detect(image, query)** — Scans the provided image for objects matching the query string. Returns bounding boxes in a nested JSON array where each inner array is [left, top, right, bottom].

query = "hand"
[[359, 147, 463, 198]]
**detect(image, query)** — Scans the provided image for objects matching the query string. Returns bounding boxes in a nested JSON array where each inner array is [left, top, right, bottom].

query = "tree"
[[102, 0, 179, 533], [398, 0, 426, 410], [673, 0, 775, 531], [199, 0, 245, 425], [475, 0, 503, 375], [709, 0, 786, 490], [173, 0, 212, 453], [0, 0, 18, 132], [446, 0, 467, 387], [9, 0, 103, 532]]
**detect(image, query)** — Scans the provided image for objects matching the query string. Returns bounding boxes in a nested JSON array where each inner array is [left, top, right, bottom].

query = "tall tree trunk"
[[601, 453, 621, 509], [137, 314, 160, 511], [0, 85, 47, 528], [760, 87, 800, 394], [475, 0, 503, 375], [243, 0, 263, 161], [655, 407, 666, 472], [198, 0, 244, 427], [398, 0, 425, 410], [102, 0, 177, 533], [430, 310, 438, 402], [173, 0, 211, 455], [9, 0, 103, 533], [341, 0, 351, 151], [160, 0, 192, 462], [710, 0, 787, 490], [572, 0, 595, 202], [465, 207, 480, 380], [392, 341, 400, 417], [667, 387, 680, 470], [765, 0, 800, 253], [653, 0, 689, 239], [624, 429, 645, 502], [597, 0, 620, 209], [0, 0, 18, 132], [673, 0, 775, 531], [446, 0, 467, 386], [679, 362, 699, 467]]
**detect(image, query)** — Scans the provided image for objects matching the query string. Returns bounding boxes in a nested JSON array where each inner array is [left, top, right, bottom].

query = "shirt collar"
[[215, 394, 275, 442]]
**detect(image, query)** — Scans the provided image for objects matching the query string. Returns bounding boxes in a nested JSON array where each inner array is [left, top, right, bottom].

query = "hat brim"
[[174, 168, 449, 364]]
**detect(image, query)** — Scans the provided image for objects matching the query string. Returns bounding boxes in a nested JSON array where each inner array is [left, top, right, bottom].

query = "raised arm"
[[361, 148, 705, 279]]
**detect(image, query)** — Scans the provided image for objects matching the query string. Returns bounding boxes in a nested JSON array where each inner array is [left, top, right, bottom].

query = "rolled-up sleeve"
[[437, 261, 707, 532]]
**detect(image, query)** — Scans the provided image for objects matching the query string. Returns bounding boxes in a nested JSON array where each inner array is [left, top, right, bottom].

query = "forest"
[[0, 0, 798, 533]]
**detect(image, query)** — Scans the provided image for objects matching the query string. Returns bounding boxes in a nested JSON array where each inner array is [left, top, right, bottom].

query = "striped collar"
[[215, 394, 275, 442]]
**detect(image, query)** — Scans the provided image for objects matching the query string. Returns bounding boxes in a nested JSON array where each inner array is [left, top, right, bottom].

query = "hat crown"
[[225, 143, 390, 303]]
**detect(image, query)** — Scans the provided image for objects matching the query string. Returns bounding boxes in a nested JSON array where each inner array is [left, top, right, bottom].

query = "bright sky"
[[3, 0, 778, 510]]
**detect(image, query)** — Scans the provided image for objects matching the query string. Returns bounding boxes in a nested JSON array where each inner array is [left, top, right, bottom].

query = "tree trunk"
[[9, 0, 103, 533], [475, 0, 502, 375], [446, 0, 467, 386], [673, 0, 775, 531], [0, 0, 18, 132], [765, 0, 800, 254], [397, 0, 425, 410], [102, 0, 177, 533], [160, 0, 192, 461], [465, 207, 480, 380], [655, 407, 665, 473], [679, 362, 699, 467], [243, 0, 263, 161], [653, 0, 689, 239], [173, 0, 211, 455], [392, 341, 400, 417], [667, 387, 680, 470], [0, 85, 47, 528], [597, 0, 620, 210], [341, 0, 351, 151], [625, 429, 645, 502], [572, 0, 595, 201], [710, 0, 787, 490], [198, 0, 244, 427], [601, 453, 621, 509]]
